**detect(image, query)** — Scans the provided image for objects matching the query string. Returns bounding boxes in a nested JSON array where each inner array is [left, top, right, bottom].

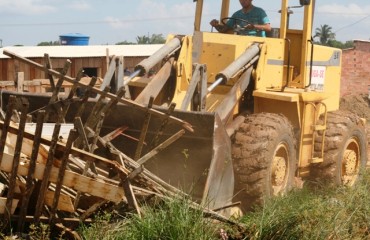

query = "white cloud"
[[104, 16, 133, 29], [68, 1, 91, 11], [318, 3, 370, 18], [315, 3, 370, 40], [0, 0, 56, 15]]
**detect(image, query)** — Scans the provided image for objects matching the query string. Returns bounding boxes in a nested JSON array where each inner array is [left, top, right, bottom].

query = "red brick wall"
[[341, 40, 370, 96]]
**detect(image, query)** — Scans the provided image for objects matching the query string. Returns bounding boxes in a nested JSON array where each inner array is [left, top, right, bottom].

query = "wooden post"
[[134, 97, 154, 160], [34, 122, 61, 223], [49, 129, 78, 224], [3, 50, 194, 132], [45, 59, 71, 122], [16, 72, 24, 93], [5, 98, 29, 225], [17, 111, 46, 233], [44, 53, 56, 91], [0, 96, 16, 166], [150, 103, 176, 149], [61, 68, 84, 118], [75, 77, 98, 118]]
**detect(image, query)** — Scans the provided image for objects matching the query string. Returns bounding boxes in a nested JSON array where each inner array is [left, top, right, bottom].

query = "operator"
[[210, 0, 271, 37]]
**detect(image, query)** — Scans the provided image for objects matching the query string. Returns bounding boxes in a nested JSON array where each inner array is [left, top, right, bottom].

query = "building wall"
[[0, 56, 146, 82], [341, 40, 370, 96]]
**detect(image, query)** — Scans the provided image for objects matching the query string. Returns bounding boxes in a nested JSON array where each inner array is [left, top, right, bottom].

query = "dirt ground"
[[339, 94, 370, 162]]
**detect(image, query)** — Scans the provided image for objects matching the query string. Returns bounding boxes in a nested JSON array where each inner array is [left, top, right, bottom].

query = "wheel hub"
[[343, 149, 358, 176], [272, 156, 287, 186]]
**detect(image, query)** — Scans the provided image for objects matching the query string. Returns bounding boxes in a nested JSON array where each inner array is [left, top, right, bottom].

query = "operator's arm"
[[209, 19, 232, 33], [246, 23, 271, 33]]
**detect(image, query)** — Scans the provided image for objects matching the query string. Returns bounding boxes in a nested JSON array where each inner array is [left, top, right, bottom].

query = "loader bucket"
[[0, 91, 234, 214], [82, 103, 235, 213]]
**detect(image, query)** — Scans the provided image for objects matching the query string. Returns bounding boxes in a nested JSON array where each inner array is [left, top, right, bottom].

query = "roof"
[[0, 44, 164, 59], [353, 39, 370, 43]]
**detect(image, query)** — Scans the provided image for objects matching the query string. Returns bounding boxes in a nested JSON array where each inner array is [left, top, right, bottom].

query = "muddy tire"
[[312, 110, 368, 186], [231, 113, 297, 211]]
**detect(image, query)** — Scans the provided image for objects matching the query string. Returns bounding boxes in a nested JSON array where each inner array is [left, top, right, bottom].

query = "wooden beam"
[[17, 111, 45, 233], [2, 50, 193, 132], [0, 152, 127, 203], [5, 97, 29, 223]]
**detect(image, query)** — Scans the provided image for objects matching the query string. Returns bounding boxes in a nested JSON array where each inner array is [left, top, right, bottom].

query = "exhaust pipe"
[[134, 37, 182, 76]]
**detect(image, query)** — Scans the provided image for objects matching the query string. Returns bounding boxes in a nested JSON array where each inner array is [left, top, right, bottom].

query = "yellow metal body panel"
[[166, 0, 342, 176]]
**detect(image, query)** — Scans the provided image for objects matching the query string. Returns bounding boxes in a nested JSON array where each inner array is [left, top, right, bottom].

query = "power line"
[[334, 14, 370, 33], [0, 16, 194, 27]]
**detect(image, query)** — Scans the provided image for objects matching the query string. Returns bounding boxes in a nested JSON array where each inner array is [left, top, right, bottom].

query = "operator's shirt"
[[226, 6, 270, 37]]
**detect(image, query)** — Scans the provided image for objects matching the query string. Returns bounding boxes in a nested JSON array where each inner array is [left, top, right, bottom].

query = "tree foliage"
[[314, 24, 335, 45], [327, 40, 354, 49], [136, 34, 166, 44], [116, 33, 166, 45], [37, 41, 60, 46], [313, 24, 354, 49], [116, 40, 135, 45]]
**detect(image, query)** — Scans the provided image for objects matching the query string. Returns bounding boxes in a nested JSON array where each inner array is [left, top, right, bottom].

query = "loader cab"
[[193, 0, 318, 90]]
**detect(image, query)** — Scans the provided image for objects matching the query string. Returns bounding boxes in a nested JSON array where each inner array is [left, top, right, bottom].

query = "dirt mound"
[[340, 94, 370, 162], [340, 94, 370, 121]]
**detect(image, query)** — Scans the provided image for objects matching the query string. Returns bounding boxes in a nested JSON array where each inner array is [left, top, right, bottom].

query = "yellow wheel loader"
[[121, 0, 368, 213], [1, 0, 366, 216]]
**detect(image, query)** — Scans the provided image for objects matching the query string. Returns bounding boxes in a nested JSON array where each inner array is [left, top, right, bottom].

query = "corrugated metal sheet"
[[0, 44, 164, 59]]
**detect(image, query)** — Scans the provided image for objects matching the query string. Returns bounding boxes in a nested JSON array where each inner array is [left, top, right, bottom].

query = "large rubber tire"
[[231, 113, 297, 211], [312, 110, 368, 186]]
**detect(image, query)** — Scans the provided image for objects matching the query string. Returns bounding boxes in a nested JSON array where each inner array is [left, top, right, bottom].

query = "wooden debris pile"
[[0, 50, 195, 238]]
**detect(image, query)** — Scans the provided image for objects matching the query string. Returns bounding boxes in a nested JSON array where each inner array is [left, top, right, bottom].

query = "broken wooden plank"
[[79, 200, 108, 221], [50, 129, 78, 223], [122, 178, 141, 218], [17, 111, 45, 233], [0, 95, 16, 166], [134, 97, 154, 160], [61, 68, 84, 118], [76, 76, 98, 118], [34, 121, 62, 223], [0, 198, 18, 214], [5, 98, 29, 222], [1, 120, 129, 174], [44, 53, 56, 91], [0, 152, 126, 203], [100, 55, 117, 92], [45, 60, 71, 122], [3, 50, 193, 132], [44, 190, 74, 213], [150, 102, 176, 149]]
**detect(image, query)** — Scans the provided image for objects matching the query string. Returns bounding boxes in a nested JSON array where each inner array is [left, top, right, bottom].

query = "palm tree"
[[314, 24, 335, 45], [136, 34, 166, 44]]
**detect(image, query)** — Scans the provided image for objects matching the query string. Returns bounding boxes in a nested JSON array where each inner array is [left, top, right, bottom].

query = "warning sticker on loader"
[[309, 66, 326, 91]]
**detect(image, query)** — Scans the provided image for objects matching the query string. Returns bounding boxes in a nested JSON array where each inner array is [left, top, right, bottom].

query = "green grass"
[[78, 195, 219, 240], [79, 170, 370, 240], [235, 171, 370, 240]]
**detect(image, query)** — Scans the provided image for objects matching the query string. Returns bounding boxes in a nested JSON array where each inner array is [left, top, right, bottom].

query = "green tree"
[[327, 40, 354, 49], [116, 40, 136, 45], [136, 34, 166, 44], [37, 41, 60, 46], [314, 24, 335, 45]]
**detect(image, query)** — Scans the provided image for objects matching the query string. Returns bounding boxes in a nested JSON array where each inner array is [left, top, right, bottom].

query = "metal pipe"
[[207, 77, 224, 93], [123, 69, 141, 86], [134, 37, 181, 76], [215, 43, 260, 84]]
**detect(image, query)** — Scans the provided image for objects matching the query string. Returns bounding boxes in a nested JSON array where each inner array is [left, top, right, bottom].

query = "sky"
[[0, 0, 369, 47]]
